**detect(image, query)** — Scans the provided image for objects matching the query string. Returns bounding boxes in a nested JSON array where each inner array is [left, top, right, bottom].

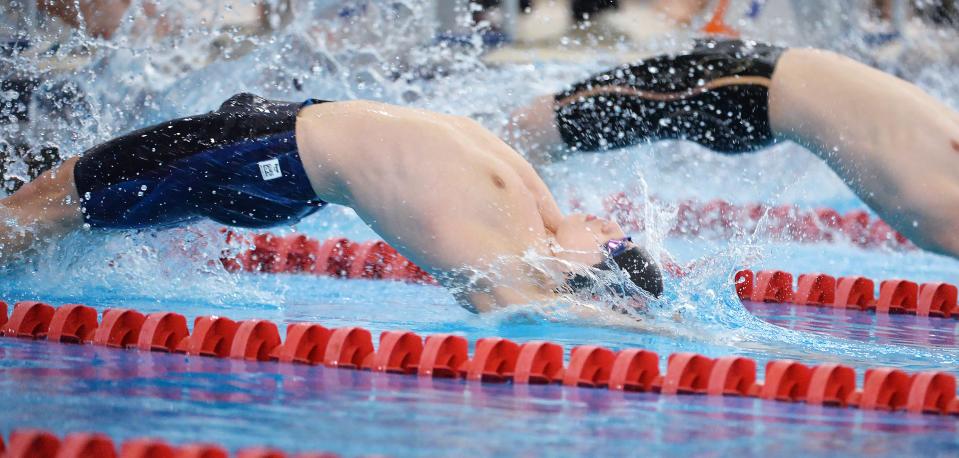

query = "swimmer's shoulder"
[[300, 99, 467, 128]]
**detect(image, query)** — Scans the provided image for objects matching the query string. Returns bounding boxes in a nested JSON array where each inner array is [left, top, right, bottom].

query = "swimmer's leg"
[[509, 40, 784, 163], [0, 157, 84, 262], [0, 93, 327, 264]]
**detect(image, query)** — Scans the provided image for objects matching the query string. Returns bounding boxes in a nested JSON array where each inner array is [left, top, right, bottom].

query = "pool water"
[[2, 286, 959, 457], [3, 0, 959, 456]]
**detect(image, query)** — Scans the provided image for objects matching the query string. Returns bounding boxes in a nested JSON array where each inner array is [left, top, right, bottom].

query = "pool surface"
[[3, 0, 959, 456]]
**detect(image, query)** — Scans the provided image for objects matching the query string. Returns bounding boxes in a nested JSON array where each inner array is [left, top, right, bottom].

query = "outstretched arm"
[[768, 48, 959, 257]]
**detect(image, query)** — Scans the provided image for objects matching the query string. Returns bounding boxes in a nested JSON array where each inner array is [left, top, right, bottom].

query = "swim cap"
[[565, 244, 664, 298], [604, 245, 664, 297]]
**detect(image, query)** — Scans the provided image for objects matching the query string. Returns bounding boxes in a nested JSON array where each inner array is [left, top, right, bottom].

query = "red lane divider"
[[737, 269, 959, 319], [138, 312, 189, 352], [3, 301, 959, 419], [219, 233, 958, 324], [220, 231, 437, 285], [1, 429, 338, 458], [596, 192, 912, 250]]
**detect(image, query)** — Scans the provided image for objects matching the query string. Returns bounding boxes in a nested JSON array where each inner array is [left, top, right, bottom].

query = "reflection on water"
[[2, 337, 957, 456], [1, 0, 959, 394]]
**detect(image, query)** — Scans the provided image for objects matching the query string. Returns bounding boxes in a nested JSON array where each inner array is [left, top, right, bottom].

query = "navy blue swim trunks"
[[73, 93, 328, 229]]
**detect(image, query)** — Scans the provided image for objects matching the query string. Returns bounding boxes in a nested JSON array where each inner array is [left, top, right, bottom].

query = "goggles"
[[601, 236, 632, 258]]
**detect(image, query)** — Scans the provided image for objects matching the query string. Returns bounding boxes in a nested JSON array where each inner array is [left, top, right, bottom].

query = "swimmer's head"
[[553, 213, 664, 298]]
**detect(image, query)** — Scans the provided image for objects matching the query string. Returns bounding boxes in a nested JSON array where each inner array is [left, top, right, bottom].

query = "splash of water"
[[2, 0, 959, 370]]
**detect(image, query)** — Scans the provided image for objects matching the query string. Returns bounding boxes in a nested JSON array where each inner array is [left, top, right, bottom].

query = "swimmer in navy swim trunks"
[[510, 39, 959, 260], [0, 93, 662, 313]]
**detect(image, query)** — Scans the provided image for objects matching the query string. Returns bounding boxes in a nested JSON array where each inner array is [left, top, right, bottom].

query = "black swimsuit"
[[554, 39, 785, 154], [73, 93, 328, 229]]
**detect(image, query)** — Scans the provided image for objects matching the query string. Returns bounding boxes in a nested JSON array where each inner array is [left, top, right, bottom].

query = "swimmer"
[[509, 39, 959, 259], [0, 94, 662, 312]]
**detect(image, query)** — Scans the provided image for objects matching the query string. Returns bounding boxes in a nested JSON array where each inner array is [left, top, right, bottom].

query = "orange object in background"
[[702, 0, 740, 37]]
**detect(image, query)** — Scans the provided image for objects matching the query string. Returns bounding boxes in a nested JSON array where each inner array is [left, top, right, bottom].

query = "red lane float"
[[176, 316, 238, 358], [907, 371, 957, 414], [5, 301, 959, 421], [94, 309, 146, 348], [608, 349, 660, 392], [860, 368, 912, 411], [513, 341, 564, 384], [3, 430, 334, 458], [662, 353, 714, 395], [323, 327, 373, 369], [285, 234, 321, 274], [348, 241, 400, 280], [173, 443, 229, 458], [734, 270, 753, 300], [7, 430, 60, 457], [120, 439, 177, 458], [272, 323, 331, 365], [47, 304, 98, 344], [563, 345, 615, 388], [760, 361, 811, 402], [793, 274, 836, 306], [806, 364, 856, 407], [876, 280, 918, 314], [750, 271, 792, 303], [834, 277, 875, 310], [230, 320, 282, 361], [707, 356, 757, 397], [60, 433, 116, 458], [1, 301, 55, 338], [737, 269, 959, 321], [315, 238, 356, 278], [236, 448, 286, 458], [466, 337, 519, 382], [137, 312, 189, 352], [418, 334, 469, 378], [917, 283, 958, 318], [0, 300, 8, 329], [370, 330, 423, 374]]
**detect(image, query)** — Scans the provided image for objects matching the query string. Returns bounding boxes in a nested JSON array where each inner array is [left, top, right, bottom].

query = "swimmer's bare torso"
[[294, 101, 566, 309], [0, 97, 648, 314]]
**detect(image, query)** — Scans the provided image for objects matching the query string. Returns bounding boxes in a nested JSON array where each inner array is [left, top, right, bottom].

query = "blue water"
[[3, 0, 959, 456], [2, 295, 959, 457]]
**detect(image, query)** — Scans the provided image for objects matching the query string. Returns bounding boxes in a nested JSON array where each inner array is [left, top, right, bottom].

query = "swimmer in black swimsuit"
[[510, 39, 959, 259], [511, 39, 783, 160], [73, 94, 327, 229], [0, 94, 662, 313]]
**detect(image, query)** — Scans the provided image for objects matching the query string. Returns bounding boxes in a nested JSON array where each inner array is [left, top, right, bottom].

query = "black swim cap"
[[565, 246, 664, 298]]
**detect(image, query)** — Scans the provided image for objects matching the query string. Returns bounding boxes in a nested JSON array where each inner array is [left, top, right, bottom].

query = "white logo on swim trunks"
[[258, 158, 282, 180]]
